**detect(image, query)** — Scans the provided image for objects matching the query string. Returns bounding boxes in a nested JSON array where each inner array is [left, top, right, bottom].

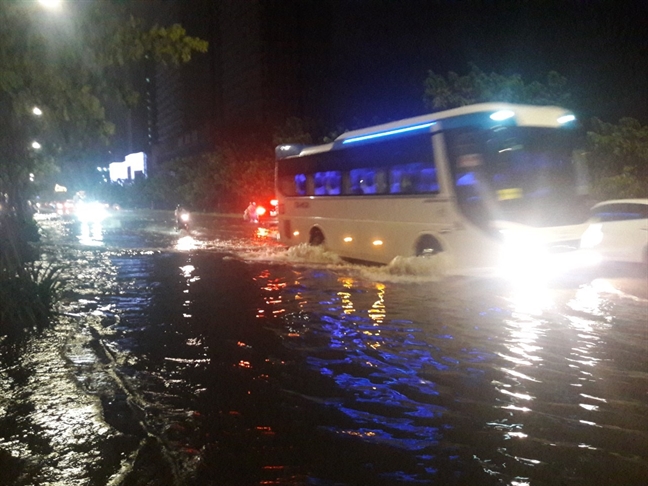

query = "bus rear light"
[[343, 237, 353, 243], [372, 239, 383, 246], [293, 230, 300, 237]]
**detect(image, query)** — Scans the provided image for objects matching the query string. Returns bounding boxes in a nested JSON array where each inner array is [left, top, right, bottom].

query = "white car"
[[580, 199, 648, 264]]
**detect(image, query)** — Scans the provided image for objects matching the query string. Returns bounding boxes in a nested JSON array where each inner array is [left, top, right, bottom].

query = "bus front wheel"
[[309, 227, 325, 246], [416, 235, 442, 257]]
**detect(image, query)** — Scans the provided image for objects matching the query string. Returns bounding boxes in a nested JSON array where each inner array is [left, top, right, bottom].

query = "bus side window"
[[418, 167, 438, 192], [314, 172, 327, 195], [362, 170, 376, 194], [294, 174, 307, 196], [326, 171, 342, 195], [391, 163, 435, 193], [350, 168, 379, 194]]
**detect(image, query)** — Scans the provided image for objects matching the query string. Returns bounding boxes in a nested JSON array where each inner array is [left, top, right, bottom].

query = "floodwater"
[[1, 209, 647, 486]]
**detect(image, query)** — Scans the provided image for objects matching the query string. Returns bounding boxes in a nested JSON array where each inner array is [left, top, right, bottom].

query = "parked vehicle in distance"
[[580, 199, 648, 264]]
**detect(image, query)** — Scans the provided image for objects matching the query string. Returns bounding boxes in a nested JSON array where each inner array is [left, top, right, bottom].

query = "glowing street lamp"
[[32, 141, 42, 150], [32, 106, 43, 116], [38, 0, 62, 9]]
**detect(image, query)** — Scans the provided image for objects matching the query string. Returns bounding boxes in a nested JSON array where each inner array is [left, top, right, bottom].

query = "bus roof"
[[275, 103, 576, 159]]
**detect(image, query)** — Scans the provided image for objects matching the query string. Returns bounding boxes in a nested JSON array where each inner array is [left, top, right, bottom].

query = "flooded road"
[[1, 209, 647, 485]]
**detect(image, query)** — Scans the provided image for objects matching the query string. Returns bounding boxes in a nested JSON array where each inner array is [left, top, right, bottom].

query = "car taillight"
[[256, 206, 267, 216]]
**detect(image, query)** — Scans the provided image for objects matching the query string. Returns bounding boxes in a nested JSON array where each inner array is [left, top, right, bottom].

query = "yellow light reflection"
[[338, 291, 354, 314], [369, 282, 385, 324], [257, 272, 289, 319], [337, 277, 356, 315]]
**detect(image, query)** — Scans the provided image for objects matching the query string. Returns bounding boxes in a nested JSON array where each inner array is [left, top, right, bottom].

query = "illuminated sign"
[[109, 152, 147, 183]]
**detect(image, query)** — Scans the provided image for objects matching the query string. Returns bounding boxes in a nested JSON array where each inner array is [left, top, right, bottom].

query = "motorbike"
[[176, 209, 190, 232]]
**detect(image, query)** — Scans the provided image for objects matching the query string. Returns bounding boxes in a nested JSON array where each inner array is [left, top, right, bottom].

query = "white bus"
[[274, 103, 591, 275]]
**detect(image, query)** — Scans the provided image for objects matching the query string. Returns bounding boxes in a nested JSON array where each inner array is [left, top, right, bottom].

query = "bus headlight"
[[580, 224, 603, 249], [499, 230, 548, 278]]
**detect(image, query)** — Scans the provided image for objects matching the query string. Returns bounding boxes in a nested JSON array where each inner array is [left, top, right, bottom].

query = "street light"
[[33, 106, 43, 116], [38, 0, 62, 9], [32, 141, 42, 150]]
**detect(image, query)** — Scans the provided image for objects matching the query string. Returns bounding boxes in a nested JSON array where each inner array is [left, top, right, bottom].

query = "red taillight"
[[256, 205, 267, 216], [270, 199, 278, 207]]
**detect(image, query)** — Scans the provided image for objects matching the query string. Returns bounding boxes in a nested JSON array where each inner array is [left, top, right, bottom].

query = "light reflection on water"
[[78, 221, 104, 246], [254, 249, 648, 484], [1, 214, 647, 485]]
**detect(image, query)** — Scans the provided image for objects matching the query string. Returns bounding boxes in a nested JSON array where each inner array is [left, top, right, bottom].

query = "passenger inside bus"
[[350, 168, 379, 194], [295, 173, 307, 196]]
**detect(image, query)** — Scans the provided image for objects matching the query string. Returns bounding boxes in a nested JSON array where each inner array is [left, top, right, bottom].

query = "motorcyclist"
[[243, 201, 258, 223], [175, 204, 190, 231]]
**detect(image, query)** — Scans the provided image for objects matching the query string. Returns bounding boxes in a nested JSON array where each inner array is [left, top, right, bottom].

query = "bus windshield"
[[447, 126, 590, 228]]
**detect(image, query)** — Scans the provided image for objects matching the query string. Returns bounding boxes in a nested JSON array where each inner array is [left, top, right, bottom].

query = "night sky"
[[300, 0, 648, 127]]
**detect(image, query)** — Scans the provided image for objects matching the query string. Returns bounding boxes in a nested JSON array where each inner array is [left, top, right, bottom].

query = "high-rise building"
[[140, 0, 331, 170]]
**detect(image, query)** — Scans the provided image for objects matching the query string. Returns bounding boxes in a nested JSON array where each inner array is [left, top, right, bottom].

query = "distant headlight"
[[75, 201, 108, 223]]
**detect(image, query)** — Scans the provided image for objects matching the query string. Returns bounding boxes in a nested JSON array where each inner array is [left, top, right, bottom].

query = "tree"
[[0, 0, 207, 219], [143, 151, 226, 210], [423, 63, 571, 111], [272, 116, 314, 146], [586, 117, 648, 199], [0, 0, 207, 347]]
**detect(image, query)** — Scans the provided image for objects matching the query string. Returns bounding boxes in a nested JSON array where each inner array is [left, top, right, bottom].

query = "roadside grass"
[[0, 263, 63, 352], [0, 213, 63, 360]]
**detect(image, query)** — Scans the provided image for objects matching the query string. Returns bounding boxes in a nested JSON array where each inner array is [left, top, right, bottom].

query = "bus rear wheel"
[[309, 227, 325, 246], [416, 235, 442, 257]]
